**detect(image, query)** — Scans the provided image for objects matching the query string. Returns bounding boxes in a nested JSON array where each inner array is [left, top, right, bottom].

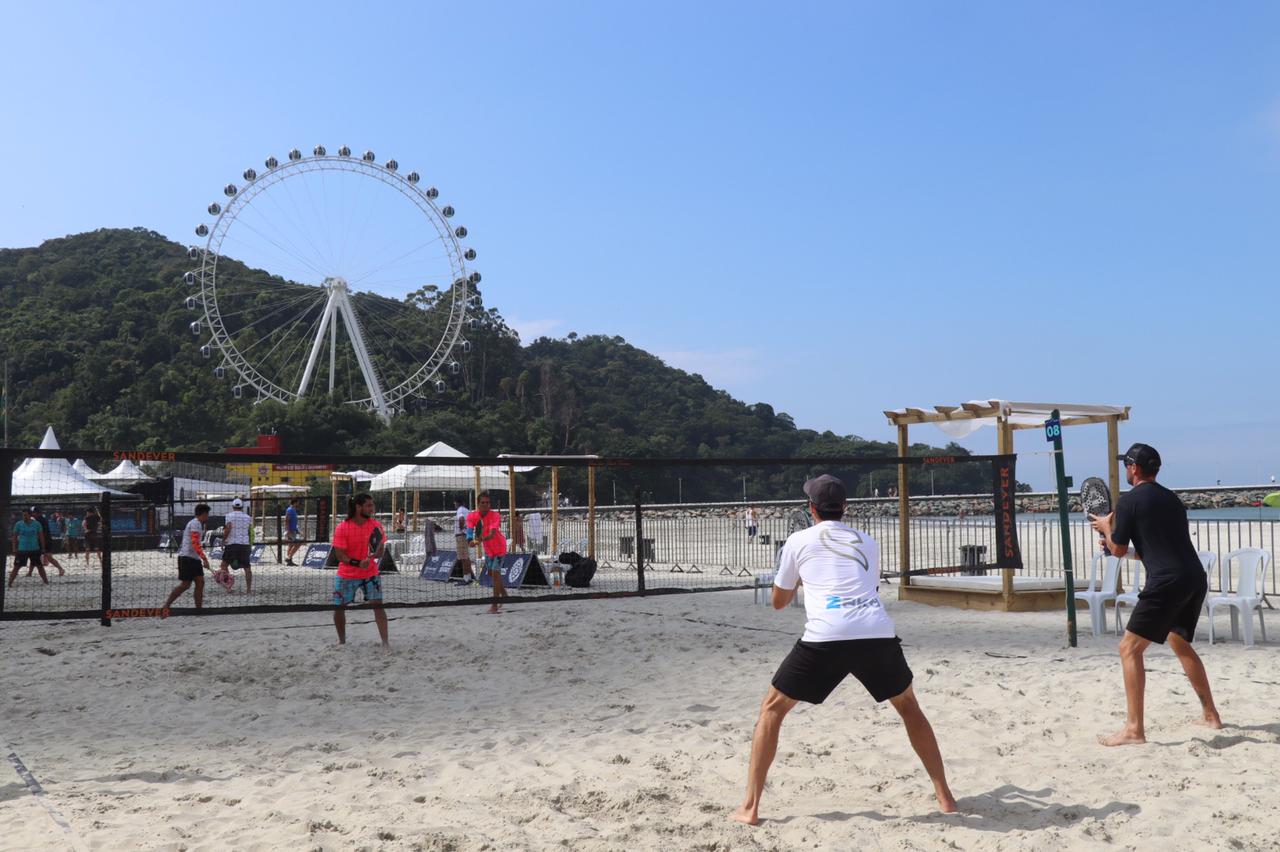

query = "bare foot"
[[1193, 715, 1224, 730], [728, 805, 759, 826], [1098, 728, 1146, 746], [936, 789, 958, 813], [487, 604, 502, 614]]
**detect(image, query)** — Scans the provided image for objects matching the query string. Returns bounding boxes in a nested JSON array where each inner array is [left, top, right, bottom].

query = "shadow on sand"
[[821, 784, 1140, 832]]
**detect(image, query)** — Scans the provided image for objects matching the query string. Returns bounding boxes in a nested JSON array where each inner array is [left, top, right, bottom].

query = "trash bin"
[[959, 545, 987, 576]]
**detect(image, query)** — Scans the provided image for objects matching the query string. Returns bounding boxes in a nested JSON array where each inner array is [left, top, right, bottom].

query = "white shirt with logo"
[[224, 509, 252, 545], [774, 520, 895, 642]]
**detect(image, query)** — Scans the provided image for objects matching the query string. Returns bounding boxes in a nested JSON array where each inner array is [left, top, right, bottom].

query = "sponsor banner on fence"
[[992, 456, 1023, 570], [476, 554, 548, 589], [302, 543, 333, 569]]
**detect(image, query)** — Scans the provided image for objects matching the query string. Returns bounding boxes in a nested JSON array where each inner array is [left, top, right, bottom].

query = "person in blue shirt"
[[284, 498, 303, 566], [8, 507, 48, 587]]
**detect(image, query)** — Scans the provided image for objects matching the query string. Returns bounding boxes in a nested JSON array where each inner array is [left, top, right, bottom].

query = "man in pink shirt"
[[331, 493, 389, 647], [466, 491, 508, 614]]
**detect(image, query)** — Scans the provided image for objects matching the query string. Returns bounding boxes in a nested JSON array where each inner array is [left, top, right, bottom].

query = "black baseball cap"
[[1118, 443, 1161, 472], [803, 474, 847, 512]]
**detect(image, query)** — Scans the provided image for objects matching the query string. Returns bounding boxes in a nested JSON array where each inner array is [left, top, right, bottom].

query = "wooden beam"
[[1009, 414, 1115, 430], [587, 465, 596, 560], [897, 424, 910, 588], [550, 467, 559, 556], [1107, 416, 1121, 510], [998, 418, 1014, 607]]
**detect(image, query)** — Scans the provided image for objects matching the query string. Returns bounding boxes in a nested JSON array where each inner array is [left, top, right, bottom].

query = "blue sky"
[[2, 2, 1278, 489]]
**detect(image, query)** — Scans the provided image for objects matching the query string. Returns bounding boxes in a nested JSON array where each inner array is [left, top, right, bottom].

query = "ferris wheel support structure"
[[297, 276, 391, 422]]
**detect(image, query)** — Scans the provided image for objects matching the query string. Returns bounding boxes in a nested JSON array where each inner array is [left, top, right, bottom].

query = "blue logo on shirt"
[[825, 594, 882, 611]]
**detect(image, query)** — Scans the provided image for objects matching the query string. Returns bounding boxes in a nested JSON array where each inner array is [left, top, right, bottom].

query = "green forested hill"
[[0, 228, 995, 501]]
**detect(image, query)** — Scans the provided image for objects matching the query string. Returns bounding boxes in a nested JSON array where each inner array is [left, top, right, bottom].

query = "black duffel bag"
[[564, 557, 597, 588]]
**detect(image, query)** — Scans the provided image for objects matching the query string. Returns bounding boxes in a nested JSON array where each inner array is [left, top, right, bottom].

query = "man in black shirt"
[[1090, 443, 1222, 746]]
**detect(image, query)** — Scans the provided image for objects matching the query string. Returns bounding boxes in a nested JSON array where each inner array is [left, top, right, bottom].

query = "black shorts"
[[177, 556, 204, 581], [85, 532, 100, 549], [772, 637, 913, 704], [14, 551, 42, 569], [1126, 579, 1207, 644], [223, 544, 252, 569]]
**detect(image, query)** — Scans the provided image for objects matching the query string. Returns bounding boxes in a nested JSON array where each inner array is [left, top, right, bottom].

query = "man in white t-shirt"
[[730, 474, 956, 826], [220, 498, 255, 593], [453, 495, 475, 583], [163, 503, 212, 613]]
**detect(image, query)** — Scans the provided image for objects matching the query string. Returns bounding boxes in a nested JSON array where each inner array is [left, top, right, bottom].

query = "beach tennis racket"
[[1079, 476, 1112, 551]]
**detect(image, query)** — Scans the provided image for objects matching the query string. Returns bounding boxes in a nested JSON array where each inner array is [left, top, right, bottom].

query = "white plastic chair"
[[1197, 550, 1218, 616], [1208, 548, 1271, 646], [1114, 558, 1144, 634], [1075, 553, 1121, 637]]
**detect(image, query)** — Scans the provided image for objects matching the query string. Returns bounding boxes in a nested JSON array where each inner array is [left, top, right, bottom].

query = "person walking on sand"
[[8, 507, 48, 588], [467, 491, 509, 614], [284, 498, 303, 566], [30, 506, 66, 577], [730, 474, 956, 826], [1089, 443, 1222, 746], [220, 498, 254, 593], [331, 493, 389, 647], [163, 504, 212, 612]]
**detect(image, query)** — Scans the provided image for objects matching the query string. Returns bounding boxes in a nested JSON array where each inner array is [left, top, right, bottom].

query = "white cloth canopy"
[[95, 459, 153, 486], [368, 441, 537, 492], [72, 459, 101, 478], [11, 427, 128, 498], [334, 470, 376, 481], [251, 484, 309, 495]]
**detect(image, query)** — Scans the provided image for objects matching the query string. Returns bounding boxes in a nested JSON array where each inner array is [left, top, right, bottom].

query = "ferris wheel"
[[184, 146, 480, 422]]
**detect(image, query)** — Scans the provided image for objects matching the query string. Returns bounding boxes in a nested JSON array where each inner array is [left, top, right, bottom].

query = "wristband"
[[348, 558, 361, 567]]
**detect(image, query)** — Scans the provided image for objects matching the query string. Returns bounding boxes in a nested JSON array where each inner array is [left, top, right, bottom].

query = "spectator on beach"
[[744, 506, 758, 540], [467, 491, 509, 614], [30, 506, 66, 578], [453, 495, 474, 583], [64, 512, 84, 556], [285, 498, 303, 566], [220, 498, 254, 593], [8, 508, 48, 587], [1089, 443, 1223, 746], [83, 506, 102, 567], [163, 503, 212, 612], [331, 493, 389, 647], [393, 509, 407, 534]]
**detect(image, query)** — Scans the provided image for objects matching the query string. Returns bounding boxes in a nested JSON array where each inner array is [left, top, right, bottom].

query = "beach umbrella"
[[1263, 492, 1280, 508]]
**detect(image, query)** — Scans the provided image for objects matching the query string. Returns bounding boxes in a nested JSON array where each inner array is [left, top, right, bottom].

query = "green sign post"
[[1047, 409, 1078, 647]]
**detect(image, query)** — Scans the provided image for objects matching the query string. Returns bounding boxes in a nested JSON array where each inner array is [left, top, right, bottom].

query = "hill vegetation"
[[0, 228, 1003, 501]]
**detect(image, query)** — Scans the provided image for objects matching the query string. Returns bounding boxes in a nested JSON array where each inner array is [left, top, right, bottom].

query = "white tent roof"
[[72, 459, 101, 478], [884, 400, 1130, 439], [12, 427, 129, 498], [251, 484, 309, 495], [96, 458, 153, 485], [368, 441, 538, 492], [334, 470, 376, 481]]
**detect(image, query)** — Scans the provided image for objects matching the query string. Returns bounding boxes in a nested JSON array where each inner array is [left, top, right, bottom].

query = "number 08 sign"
[[1044, 417, 1062, 442]]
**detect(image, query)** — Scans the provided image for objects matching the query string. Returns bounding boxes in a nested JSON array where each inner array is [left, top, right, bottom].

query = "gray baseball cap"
[[803, 474, 847, 513]]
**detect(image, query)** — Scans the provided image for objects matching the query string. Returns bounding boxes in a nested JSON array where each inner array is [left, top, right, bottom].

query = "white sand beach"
[[2, 590, 1277, 851]]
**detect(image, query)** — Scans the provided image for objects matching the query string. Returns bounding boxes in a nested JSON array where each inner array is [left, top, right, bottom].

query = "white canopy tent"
[[95, 459, 154, 487], [334, 469, 376, 482], [11, 427, 129, 498], [72, 459, 101, 479], [368, 442, 537, 492]]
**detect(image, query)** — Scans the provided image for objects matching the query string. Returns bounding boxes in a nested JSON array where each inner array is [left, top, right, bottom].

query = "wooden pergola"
[[883, 400, 1130, 611]]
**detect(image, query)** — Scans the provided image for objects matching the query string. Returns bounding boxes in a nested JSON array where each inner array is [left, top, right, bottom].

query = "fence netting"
[[0, 448, 1038, 623]]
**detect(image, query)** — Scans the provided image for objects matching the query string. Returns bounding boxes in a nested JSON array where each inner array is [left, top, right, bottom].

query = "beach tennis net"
[[0, 448, 1025, 623]]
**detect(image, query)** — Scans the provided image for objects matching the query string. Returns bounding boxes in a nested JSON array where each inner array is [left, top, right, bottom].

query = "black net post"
[[276, 504, 284, 563], [0, 449, 11, 618], [100, 492, 112, 627], [634, 487, 645, 594]]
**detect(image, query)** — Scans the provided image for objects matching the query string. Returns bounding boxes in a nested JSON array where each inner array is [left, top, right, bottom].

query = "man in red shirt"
[[331, 493, 389, 647], [466, 491, 508, 614]]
